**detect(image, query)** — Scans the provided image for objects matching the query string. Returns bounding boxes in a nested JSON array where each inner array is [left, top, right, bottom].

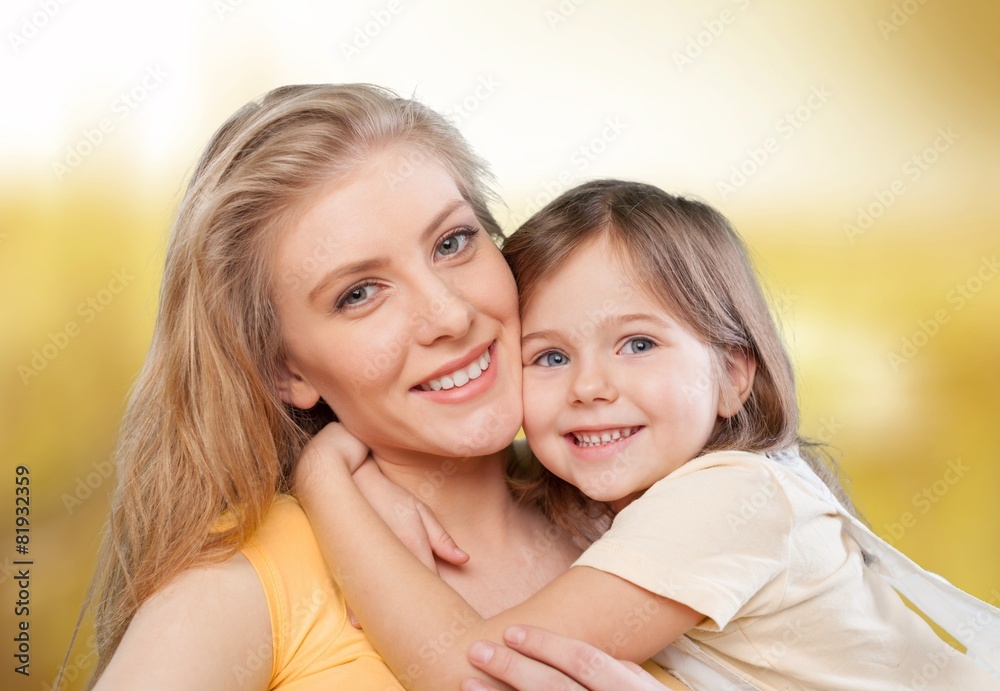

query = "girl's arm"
[[93, 553, 272, 690], [296, 424, 701, 691]]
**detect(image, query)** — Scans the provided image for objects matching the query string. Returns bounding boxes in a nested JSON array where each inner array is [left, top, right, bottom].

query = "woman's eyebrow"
[[308, 258, 386, 305], [419, 199, 473, 242], [306, 199, 473, 305]]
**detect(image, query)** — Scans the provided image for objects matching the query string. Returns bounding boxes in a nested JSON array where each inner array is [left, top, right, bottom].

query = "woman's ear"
[[717, 349, 757, 419], [275, 359, 322, 410]]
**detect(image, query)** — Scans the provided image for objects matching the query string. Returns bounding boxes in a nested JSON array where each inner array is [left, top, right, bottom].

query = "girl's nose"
[[569, 358, 618, 405]]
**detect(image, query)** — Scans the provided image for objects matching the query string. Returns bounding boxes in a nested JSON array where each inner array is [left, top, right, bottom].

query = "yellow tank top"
[[241, 495, 403, 689], [242, 495, 688, 690]]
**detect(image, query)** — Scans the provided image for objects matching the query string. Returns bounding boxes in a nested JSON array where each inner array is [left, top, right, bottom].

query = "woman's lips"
[[410, 342, 500, 404], [416, 348, 491, 392]]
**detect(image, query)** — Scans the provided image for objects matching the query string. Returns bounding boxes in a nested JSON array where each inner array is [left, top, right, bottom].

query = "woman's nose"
[[569, 358, 618, 405], [412, 276, 476, 346]]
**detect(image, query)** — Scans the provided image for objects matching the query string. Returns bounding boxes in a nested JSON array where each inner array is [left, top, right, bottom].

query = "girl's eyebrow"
[[521, 313, 674, 344], [521, 329, 561, 345]]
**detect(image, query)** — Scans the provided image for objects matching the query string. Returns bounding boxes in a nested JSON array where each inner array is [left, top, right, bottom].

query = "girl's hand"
[[353, 458, 469, 572], [462, 625, 667, 691], [295, 422, 371, 487]]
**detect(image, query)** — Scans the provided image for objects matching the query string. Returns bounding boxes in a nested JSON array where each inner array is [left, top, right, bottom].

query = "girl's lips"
[[569, 426, 643, 447], [563, 426, 644, 460]]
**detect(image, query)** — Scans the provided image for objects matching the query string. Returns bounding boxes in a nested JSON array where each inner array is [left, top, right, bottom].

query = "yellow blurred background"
[[1, 1, 998, 688]]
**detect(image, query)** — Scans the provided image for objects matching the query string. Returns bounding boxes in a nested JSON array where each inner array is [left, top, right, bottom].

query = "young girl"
[[295, 179, 1000, 690]]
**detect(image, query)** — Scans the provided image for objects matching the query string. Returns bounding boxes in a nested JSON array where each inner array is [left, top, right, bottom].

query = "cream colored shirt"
[[574, 451, 1000, 690]]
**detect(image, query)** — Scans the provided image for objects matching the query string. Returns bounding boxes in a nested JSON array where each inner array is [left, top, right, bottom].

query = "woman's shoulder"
[[240, 493, 404, 689], [241, 493, 347, 634], [97, 551, 273, 689]]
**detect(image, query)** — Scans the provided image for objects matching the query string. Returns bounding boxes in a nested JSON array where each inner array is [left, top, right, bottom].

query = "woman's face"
[[272, 145, 522, 464]]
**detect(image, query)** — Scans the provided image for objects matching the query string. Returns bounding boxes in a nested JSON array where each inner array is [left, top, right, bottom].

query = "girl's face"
[[271, 145, 523, 465], [520, 235, 745, 511]]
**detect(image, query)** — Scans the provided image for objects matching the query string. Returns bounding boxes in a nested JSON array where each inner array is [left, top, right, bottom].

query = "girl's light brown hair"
[[503, 179, 856, 534], [75, 83, 504, 686]]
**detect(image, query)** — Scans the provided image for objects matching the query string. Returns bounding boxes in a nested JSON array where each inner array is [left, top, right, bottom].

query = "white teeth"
[[572, 427, 638, 447], [419, 348, 492, 392]]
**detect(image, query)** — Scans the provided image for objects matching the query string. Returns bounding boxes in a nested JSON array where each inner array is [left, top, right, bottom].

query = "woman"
[[81, 83, 680, 690]]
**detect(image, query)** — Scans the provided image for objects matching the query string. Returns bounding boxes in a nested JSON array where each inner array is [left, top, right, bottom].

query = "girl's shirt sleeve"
[[573, 451, 796, 631]]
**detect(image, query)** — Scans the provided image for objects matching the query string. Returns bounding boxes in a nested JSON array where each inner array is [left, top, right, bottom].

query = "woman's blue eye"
[[436, 228, 479, 257], [621, 337, 655, 355], [536, 351, 569, 367], [337, 282, 378, 309]]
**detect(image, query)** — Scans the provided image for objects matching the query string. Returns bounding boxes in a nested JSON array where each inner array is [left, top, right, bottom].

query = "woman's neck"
[[372, 446, 519, 543], [371, 445, 583, 615]]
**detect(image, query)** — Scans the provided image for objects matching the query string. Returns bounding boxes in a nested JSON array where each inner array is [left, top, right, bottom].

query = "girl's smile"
[[520, 235, 744, 511]]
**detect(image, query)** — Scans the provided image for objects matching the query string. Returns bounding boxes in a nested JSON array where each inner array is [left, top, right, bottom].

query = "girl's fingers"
[[416, 502, 470, 566]]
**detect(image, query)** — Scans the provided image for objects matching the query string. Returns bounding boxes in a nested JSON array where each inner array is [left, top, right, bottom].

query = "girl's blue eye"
[[436, 227, 479, 257], [337, 282, 379, 309], [620, 337, 655, 355], [536, 351, 569, 367]]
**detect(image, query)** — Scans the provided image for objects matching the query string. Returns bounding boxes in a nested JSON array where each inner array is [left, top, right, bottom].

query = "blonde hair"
[[77, 83, 504, 685], [503, 179, 857, 533]]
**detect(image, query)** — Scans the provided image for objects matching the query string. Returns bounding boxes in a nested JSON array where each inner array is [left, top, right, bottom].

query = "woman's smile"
[[412, 341, 499, 405], [272, 145, 524, 462]]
